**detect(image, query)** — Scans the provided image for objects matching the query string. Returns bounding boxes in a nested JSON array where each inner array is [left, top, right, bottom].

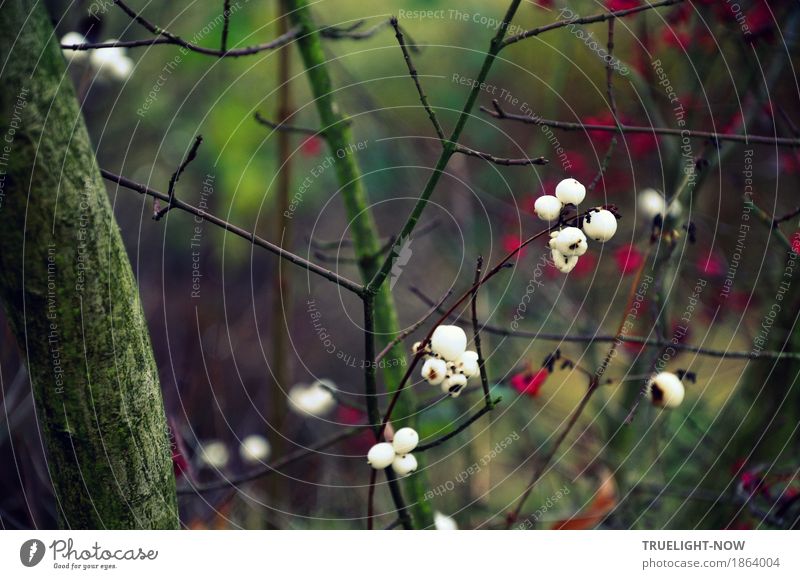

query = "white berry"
[[534, 195, 563, 221], [392, 453, 418, 476], [638, 188, 680, 220], [240, 435, 271, 464], [89, 40, 134, 81], [430, 325, 467, 361], [442, 373, 468, 397], [434, 511, 459, 530], [367, 442, 396, 469], [421, 357, 447, 385], [648, 372, 685, 408], [550, 248, 579, 273], [550, 226, 588, 257], [582, 208, 618, 242], [200, 440, 229, 469], [457, 350, 480, 378], [555, 178, 586, 206], [288, 380, 337, 417], [392, 427, 419, 455]]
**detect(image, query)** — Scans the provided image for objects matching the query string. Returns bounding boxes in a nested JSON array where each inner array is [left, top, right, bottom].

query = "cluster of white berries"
[[638, 188, 681, 222], [61, 32, 134, 81], [288, 379, 337, 417], [647, 371, 685, 409], [367, 428, 419, 476], [199, 434, 273, 468], [415, 325, 479, 398], [534, 178, 619, 273]]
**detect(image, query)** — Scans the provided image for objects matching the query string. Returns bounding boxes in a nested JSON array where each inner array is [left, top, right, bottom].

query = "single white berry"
[[392, 427, 419, 455], [367, 442, 396, 469], [61, 32, 88, 63], [421, 357, 447, 385], [534, 195, 563, 221], [434, 511, 459, 530], [89, 40, 134, 81], [430, 325, 467, 361], [441, 373, 468, 397], [550, 226, 588, 257], [555, 178, 586, 206], [638, 188, 680, 220], [582, 208, 618, 242], [648, 372, 685, 408], [239, 434, 271, 464], [392, 453, 418, 476], [200, 440, 229, 468], [457, 350, 480, 378], [288, 380, 337, 417], [550, 248, 579, 273]]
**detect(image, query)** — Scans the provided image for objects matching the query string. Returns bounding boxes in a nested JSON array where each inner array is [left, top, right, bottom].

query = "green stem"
[[286, 0, 430, 527]]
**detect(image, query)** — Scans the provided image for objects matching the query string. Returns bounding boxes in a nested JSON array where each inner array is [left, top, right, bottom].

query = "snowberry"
[[288, 380, 337, 417], [240, 434, 271, 464], [534, 195, 563, 221], [200, 440, 229, 468], [434, 511, 459, 530], [550, 248, 579, 274], [442, 373, 468, 397], [550, 226, 588, 257], [582, 208, 618, 242], [648, 372, 685, 408], [392, 427, 419, 455], [457, 350, 480, 378], [61, 32, 88, 63], [392, 453, 418, 476], [430, 325, 467, 361], [638, 189, 682, 221], [89, 41, 134, 81], [555, 178, 586, 206], [367, 442, 396, 469], [421, 357, 447, 385]]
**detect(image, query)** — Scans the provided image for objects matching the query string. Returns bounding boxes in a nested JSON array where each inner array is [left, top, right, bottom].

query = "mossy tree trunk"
[[0, 1, 178, 528]]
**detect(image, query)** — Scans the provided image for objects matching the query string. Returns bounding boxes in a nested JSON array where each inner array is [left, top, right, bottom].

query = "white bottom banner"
[[1, 531, 797, 578]]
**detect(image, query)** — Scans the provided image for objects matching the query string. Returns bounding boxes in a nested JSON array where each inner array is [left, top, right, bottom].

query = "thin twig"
[[101, 169, 364, 295], [454, 144, 548, 166], [415, 401, 498, 453], [106, 0, 301, 57], [502, 0, 685, 48], [154, 134, 203, 221], [221, 0, 232, 53], [588, 20, 619, 192], [375, 289, 453, 363], [409, 287, 800, 361], [482, 101, 800, 148], [254, 111, 321, 135], [308, 219, 440, 251], [389, 16, 445, 143], [178, 426, 368, 494], [471, 257, 492, 407]]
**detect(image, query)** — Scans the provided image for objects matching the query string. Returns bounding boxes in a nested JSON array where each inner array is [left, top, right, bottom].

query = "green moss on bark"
[[0, 0, 178, 529]]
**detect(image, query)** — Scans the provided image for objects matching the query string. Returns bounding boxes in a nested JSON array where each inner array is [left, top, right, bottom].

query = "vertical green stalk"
[[285, 0, 430, 527]]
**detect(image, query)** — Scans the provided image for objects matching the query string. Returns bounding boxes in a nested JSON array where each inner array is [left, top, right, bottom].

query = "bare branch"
[[254, 111, 321, 135], [415, 401, 498, 453], [389, 16, 446, 143], [410, 287, 800, 361], [454, 144, 548, 166], [154, 134, 203, 221], [471, 256, 492, 407], [178, 426, 368, 494], [502, 0, 685, 48], [101, 169, 364, 295], [482, 100, 800, 148]]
